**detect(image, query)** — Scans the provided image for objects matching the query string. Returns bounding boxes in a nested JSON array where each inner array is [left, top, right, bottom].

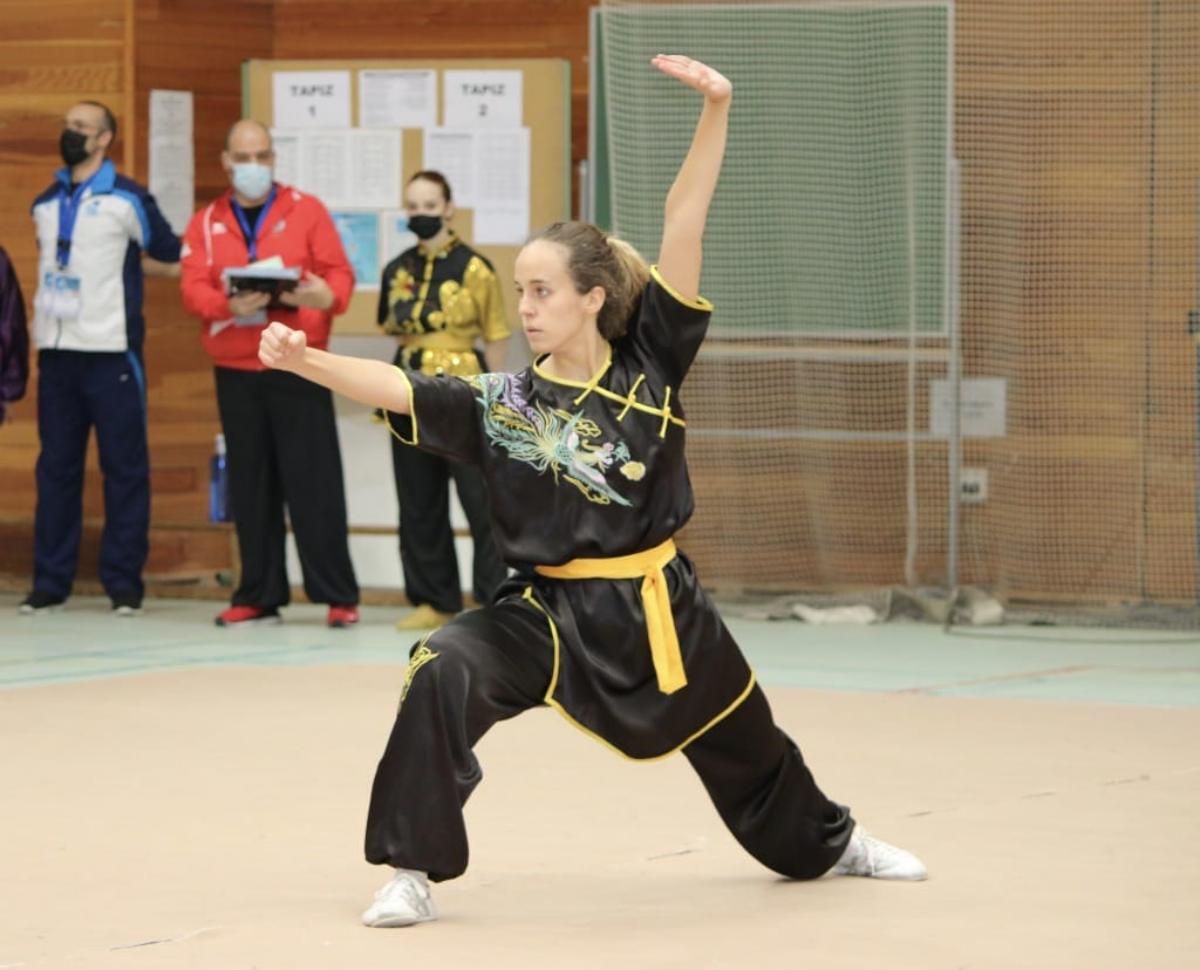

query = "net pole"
[[946, 158, 963, 592], [903, 57, 921, 588], [586, 6, 601, 226], [1194, 177, 1200, 603]]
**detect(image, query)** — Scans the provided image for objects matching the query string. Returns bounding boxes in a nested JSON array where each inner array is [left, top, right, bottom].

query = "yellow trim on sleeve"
[[520, 584, 757, 762], [382, 366, 419, 446], [650, 264, 713, 312]]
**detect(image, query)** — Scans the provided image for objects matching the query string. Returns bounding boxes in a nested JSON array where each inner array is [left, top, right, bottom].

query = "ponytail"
[[528, 222, 649, 339], [604, 236, 651, 337]]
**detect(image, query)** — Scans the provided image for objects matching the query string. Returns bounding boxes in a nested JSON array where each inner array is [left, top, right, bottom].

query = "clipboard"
[[222, 264, 302, 305]]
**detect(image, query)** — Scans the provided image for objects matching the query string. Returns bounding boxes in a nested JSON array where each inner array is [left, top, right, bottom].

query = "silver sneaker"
[[831, 827, 928, 881], [361, 869, 438, 928]]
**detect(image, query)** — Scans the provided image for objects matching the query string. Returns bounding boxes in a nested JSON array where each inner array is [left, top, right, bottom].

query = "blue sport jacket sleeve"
[[141, 190, 183, 263]]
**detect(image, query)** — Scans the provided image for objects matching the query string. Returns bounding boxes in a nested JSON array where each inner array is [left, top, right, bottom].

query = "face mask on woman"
[[407, 215, 444, 240]]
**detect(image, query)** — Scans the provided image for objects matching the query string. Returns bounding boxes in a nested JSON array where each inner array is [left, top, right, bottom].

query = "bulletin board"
[[242, 58, 571, 336]]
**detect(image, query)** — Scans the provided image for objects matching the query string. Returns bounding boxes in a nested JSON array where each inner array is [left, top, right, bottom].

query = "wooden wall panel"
[[0, 0, 129, 585], [135, 0, 273, 203], [682, 438, 955, 592], [0, 1, 270, 588], [1143, 2, 1200, 602], [0, 1, 128, 290], [130, 0, 272, 581], [946, 0, 1197, 605]]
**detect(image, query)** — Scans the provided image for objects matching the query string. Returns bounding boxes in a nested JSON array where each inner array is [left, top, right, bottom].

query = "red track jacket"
[[180, 184, 354, 370]]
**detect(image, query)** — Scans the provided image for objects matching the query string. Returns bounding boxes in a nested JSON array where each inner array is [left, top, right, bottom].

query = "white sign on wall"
[[148, 89, 194, 235], [929, 378, 1008, 438], [442, 70, 524, 127], [359, 69, 437, 128], [270, 128, 402, 210], [272, 70, 352, 128]]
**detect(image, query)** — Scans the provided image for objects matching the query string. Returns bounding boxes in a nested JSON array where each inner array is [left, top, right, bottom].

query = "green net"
[[594, 1, 1200, 627]]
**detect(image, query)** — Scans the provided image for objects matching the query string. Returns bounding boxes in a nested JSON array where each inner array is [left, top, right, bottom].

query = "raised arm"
[[654, 55, 731, 303], [259, 322, 411, 414]]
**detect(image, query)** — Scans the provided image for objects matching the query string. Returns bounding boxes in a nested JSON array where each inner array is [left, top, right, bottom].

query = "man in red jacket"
[[181, 119, 359, 628]]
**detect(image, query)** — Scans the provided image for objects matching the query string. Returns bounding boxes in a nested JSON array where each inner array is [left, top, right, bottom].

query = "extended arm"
[[654, 55, 731, 303], [259, 322, 411, 414]]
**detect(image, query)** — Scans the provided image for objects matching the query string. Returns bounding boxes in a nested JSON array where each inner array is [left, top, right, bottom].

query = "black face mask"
[[408, 214, 443, 240], [59, 129, 91, 167]]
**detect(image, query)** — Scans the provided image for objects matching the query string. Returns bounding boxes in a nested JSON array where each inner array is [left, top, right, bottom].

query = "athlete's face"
[[514, 239, 604, 355], [403, 177, 453, 219]]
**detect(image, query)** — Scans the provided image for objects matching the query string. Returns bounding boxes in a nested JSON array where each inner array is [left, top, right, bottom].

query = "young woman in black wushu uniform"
[[258, 53, 927, 928]]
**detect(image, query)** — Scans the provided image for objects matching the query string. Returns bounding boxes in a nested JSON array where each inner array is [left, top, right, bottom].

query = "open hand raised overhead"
[[651, 54, 731, 103]]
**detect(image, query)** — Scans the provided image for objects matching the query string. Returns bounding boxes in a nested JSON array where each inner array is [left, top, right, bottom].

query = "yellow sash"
[[534, 538, 687, 695]]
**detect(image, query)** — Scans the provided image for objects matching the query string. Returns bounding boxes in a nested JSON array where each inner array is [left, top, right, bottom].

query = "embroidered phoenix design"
[[470, 373, 633, 506]]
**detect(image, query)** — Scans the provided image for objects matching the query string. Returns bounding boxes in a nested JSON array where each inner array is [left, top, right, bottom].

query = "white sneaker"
[[831, 827, 928, 881], [361, 869, 438, 927]]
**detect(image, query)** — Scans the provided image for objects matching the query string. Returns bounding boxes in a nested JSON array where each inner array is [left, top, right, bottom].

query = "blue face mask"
[[231, 162, 273, 201]]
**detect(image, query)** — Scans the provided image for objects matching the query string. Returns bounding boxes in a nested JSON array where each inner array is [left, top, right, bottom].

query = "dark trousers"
[[215, 367, 358, 608], [389, 428, 507, 613], [33, 349, 149, 599], [364, 602, 853, 883]]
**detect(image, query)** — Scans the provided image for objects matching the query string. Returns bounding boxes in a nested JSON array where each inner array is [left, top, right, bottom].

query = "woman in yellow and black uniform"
[[377, 171, 510, 630]]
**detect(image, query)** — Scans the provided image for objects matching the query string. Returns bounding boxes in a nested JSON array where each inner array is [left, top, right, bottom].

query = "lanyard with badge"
[[228, 187, 276, 323], [230, 185, 276, 263], [38, 172, 99, 321]]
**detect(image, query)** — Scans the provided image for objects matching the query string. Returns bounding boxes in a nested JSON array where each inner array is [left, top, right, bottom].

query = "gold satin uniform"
[[377, 233, 510, 377]]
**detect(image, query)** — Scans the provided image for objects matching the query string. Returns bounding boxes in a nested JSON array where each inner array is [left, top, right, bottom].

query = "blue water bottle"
[[208, 433, 231, 523]]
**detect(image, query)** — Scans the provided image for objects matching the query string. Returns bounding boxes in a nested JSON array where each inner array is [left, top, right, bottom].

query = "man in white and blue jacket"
[[21, 100, 181, 616]]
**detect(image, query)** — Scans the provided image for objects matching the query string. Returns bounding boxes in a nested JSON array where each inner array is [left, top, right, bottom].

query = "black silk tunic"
[[391, 267, 755, 759]]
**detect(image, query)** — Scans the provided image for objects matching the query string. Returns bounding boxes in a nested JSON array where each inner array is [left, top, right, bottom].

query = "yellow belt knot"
[[534, 538, 687, 695]]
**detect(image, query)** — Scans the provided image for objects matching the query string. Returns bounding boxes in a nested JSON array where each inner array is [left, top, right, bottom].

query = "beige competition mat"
[[2, 663, 1197, 969]]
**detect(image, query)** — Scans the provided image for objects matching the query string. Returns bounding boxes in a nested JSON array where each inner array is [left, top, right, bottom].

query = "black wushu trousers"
[[363, 558, 854, 883]]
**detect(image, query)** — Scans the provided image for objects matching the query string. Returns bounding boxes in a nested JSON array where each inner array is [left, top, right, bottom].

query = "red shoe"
[[327, 604, 360, 628], [215, 604, 281, 627]]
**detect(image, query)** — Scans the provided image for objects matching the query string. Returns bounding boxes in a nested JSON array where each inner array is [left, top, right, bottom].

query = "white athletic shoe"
[[831, 827, 928, 881], [361, 869, 438, 928]]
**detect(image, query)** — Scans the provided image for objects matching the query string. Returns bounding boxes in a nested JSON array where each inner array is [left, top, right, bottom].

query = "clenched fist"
[[259, 321, 307, 371]]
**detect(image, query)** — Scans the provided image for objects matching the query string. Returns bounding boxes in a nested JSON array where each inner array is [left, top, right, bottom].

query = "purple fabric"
[[0, 245, 29, 423]]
